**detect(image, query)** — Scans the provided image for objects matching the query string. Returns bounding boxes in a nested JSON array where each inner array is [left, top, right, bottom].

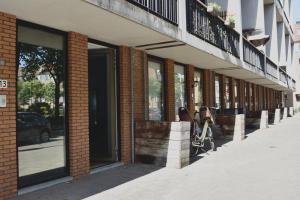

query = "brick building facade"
[[0, 0, 297, 198]]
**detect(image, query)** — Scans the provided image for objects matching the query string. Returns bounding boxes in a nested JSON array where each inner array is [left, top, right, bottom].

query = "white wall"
[[264, 4, 278, 63], [277, 23, 286, 66], [241, 0, 265, 32]]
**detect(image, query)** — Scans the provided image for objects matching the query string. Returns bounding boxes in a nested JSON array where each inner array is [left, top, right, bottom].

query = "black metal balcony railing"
[[186, 0, 240, 57], [292, 79, 296, 90], [279, 68, 288, 84], [127, 0, 178, 25], [266, 57, 278, 79], [243, 38, 265, 72]]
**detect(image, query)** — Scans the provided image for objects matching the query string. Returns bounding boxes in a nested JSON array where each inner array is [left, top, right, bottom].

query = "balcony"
[[126, 0, 178, 25], [292, 79, 296, 91], [186, 0, 240, 58], [266, 57, 278, 79], [243, 38, 265, 72], [279, 68, 288, 85]]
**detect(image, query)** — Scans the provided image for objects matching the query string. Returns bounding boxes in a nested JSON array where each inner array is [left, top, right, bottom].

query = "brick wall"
[[203, 69, 215, 107], [186, 65, 195, 113], [230, 77, 235, 109], [0, 12, 17, 200], [0, 12, 17, 199], [119, 46, 132, 163], [164, 59, 175, 122], [68, 32, 90, 177], [239, 80, 245, 109], [220, 75, 226, 110], [134, 50, 146, 121]]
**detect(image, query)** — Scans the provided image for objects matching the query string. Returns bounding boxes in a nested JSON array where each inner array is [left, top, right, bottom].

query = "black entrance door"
[[88, 47, 117, 167]]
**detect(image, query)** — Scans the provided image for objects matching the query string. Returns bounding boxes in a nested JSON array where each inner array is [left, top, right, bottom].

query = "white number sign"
[[0, 80, 8, 88]]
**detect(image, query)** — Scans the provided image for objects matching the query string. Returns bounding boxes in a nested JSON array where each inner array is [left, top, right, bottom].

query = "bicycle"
[[178, 106, 216, 156]]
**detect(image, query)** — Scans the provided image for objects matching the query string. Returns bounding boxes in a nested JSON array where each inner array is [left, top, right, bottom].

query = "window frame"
[[16, 20, 69, 188], [147, 56, 165, 121], [174, 63, 187, 120], [193, 69, 204, 111]]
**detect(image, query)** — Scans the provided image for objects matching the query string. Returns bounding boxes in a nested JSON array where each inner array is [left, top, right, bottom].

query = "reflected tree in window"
[[18, 43, 64, 118]]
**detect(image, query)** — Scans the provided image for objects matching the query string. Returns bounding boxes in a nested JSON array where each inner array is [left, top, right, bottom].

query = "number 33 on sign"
[[0, 80, 8, 88]]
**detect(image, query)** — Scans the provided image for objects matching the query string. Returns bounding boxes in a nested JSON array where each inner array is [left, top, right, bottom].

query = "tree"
[[19, 43, 64, 117], [18, 80, 31, 107], [43, 82, 55, 105]]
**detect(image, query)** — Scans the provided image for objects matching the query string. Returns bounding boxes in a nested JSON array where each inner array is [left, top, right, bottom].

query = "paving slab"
[[10, 114, 300, 200]]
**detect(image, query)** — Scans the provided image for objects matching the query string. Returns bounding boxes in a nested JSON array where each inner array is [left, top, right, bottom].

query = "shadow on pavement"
[[10, 164, 162, 200]]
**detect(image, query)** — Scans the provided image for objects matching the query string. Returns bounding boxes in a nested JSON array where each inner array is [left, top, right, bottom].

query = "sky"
[[292, 0, 300, 23]]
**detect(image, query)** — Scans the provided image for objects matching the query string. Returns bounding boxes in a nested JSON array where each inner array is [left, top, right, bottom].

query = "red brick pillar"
[[230, 78, 235, 109], [252, 84, 257, 111], [203, 69, 215, 107], [0, 12, 17, 199], [209, 71, 216, 108], [268, 88, 270, 109], [68, 32, 90, 177], [134, 50, 146, 121], [119, 46, 132, 163], [239, 80, 245, 109], [164, 59, 175, 122], [186, 65, 195, 113], [203, 70, 209, 107], [220, 75, 226, 111]]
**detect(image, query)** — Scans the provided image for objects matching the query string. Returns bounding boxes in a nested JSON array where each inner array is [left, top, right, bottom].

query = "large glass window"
[[194, 70, 203, 111], [225, 77, 231, 109], [17, 24, 67, 187], [174, 64, 186, 121], [148, 60, 164, 120], [233, 79, 239, 109], [215, 74, 221, 110], [245, 82, 249, 111]]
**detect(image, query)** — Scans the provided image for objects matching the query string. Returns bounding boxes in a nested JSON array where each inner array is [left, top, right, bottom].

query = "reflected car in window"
[[17, 112, 52, 146]]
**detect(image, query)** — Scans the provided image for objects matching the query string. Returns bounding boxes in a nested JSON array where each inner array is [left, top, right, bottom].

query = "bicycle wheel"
[[203, 128, 216, 151], [190, 135, 200, 156]]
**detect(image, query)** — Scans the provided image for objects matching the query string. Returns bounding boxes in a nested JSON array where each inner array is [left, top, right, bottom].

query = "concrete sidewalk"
[[11, 114, 300, 200]]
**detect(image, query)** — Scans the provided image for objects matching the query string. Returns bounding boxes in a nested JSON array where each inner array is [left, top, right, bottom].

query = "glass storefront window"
[[225, 77, 231, 109], [233, 79, 239, 109], [174, 64, 186, 121], [17, 24, 67, 187], [215, 74, 221, 110], [148, 60, 164, 121], [194, 70, 203, 111]]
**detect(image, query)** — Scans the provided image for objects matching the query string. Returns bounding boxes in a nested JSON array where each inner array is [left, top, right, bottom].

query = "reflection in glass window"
[[148, 60, 164, 121], [194, 70, 203, 111], [245, 83, 248, 110], [225, 77, 231, 109], [17, 25, 66, 187], [233, 79, 239, 109], [174, 64, 186, 121], [215, 74, 221, 110]]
